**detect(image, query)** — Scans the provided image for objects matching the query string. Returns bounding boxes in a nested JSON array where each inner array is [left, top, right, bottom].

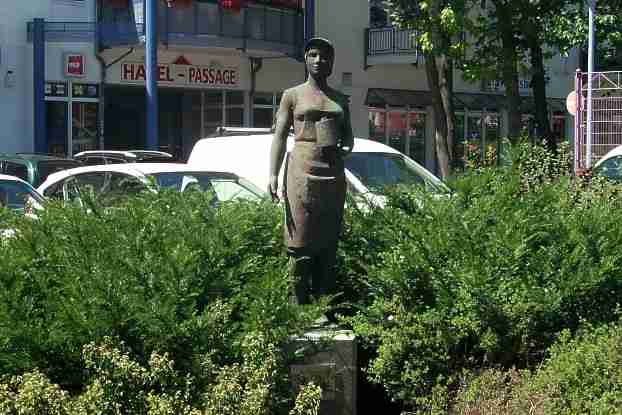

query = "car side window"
[[74, 173, 106, 197], [595, 156, 622, 180], [4, 162, 29, 183], [99, 172, 146, 206]]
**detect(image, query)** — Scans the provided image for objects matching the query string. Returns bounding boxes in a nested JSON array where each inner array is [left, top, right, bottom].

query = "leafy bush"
[[0, 334, 322, 414], [452, 320, 622, 415], [341, 142, 622, 411], [0, 191, 324, 412]]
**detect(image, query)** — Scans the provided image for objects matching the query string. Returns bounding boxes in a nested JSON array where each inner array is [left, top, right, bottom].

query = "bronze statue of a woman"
[[268, 37, 354, 306]]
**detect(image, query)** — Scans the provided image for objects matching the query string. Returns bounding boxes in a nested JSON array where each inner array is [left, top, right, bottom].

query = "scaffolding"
[[575, 70, 622, 172]]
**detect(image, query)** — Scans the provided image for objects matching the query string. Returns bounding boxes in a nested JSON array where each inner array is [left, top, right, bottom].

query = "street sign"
[[566, 91, 577, 116]]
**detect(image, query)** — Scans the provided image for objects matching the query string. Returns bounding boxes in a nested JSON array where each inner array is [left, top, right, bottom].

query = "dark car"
[[0, 153, 83, 188], [74, 150, 178, 166]]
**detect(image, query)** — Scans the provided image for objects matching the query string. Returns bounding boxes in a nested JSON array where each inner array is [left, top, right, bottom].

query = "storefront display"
[[44, 81, 100, 157]]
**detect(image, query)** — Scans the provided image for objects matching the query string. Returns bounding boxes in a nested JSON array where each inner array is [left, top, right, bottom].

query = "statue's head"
[[304, 37, 334, 80]]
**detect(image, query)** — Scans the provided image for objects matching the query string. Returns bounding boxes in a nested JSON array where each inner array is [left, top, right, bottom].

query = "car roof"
[[191, 134, 403, 155], [187, 134, 438, 193], [38, 162, 241, 192], [0, 173, 32, 185], [74, 150, 174, 159], [0, 153, 77, 162]]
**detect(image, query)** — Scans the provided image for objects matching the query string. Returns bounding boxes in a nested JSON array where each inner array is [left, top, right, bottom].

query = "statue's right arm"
[[268, 89, 294, 201]]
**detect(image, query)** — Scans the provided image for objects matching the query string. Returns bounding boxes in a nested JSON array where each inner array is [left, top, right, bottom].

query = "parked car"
[[592, 145, 622, 181], [186, 128, 449, 200], [74, 150, 177, 165], [0, 174, 45, 213], [37, 163, 265, 207], [0, 153, 82, 188]]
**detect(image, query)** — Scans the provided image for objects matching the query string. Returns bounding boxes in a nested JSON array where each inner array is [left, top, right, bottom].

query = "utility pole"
[[146, 0, 158, 150], [586, 0, 595, 167]]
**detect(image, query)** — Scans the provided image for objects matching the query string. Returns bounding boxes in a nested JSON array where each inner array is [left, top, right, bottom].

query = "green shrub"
[[452, 320, 622, 415], [0, 191, 324, 412], [342, 142, 622, 411], [0, 334, 322, 414]]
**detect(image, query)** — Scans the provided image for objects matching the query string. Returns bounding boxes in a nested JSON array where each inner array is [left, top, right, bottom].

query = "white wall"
[[0, 0, 96, 152]]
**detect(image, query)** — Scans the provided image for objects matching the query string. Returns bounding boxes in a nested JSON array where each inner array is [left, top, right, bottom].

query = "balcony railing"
[[26, 21, 96, 42], [27, 3, 304, 58], [99, 2, 304, 57], [366, 26, 419, 56]]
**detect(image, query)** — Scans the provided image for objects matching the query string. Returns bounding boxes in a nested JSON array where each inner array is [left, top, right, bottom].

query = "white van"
[[187, 129, 448, 199]]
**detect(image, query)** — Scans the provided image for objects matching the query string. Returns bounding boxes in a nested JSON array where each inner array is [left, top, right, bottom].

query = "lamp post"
[[586, 0, 595, 168], [146, 0, 158, 150]]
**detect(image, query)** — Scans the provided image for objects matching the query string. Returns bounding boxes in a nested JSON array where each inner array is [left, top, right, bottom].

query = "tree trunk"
[[425, 53, 451, 178], [529, 40, 554, 151], [495, 2, 522, 141], [439, 56, 455, 161]]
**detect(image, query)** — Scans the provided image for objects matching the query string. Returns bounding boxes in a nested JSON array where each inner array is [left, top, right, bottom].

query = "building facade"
[[0, 0, 577, 172]]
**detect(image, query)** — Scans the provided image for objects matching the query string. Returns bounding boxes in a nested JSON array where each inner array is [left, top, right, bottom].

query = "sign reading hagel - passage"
[[120, 57, 239, 88]]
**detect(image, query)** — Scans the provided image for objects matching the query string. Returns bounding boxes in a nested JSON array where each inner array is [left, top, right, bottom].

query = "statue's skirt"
[[284, 142, 346, 254]]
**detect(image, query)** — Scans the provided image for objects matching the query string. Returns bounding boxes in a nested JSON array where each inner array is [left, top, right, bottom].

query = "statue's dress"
[[280, 83, 352, 254]]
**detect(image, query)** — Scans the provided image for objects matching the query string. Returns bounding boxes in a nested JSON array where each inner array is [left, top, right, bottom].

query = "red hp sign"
[[65, 54, 85, 77]]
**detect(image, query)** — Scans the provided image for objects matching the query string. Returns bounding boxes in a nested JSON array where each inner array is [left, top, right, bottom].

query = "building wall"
[[0, 0, 579, 157], [0, 0, 97, 153]]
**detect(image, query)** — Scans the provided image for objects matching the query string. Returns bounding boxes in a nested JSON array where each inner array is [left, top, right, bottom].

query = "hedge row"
[[1, 142, 622, 413]]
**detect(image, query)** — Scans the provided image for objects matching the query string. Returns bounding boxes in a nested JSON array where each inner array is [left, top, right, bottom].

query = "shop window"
[[253, 108, 274, 128], [369, 108, 386, 143], [46, 102, 68, 156], [72, 102, 99, 155], [458, 112, 501, 167], [453, 113, 466, 170], [252, 92, 278, 128], [225, 91, 245, 127], [552, 112, 566, 144], [388, 112, 407, 154], [226, 108, 244, 127], [408, 112, 426, 165], [227, 91, 244, 106]]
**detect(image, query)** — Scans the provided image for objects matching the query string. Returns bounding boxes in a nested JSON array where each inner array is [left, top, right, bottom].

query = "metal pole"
[[146, 0, 158, 150], [586, 0, 595, 167], [33, 18, 46, 154]]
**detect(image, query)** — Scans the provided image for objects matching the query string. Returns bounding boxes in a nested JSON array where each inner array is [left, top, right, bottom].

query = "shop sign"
[[45, 82, 68, 97], [64, 54, 86, 78], [120, 59, 239, 88], [484, 77, 550, 92]]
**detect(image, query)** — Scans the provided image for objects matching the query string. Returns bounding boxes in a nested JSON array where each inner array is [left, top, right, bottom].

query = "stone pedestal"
[[289, 328, 357, 415]]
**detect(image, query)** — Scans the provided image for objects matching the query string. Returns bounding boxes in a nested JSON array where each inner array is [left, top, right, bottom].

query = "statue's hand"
[[268, 175, 279, 202], [340, 141, 354, 157]]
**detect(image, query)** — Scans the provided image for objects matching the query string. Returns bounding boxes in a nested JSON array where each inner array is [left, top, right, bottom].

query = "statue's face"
[[305, 47, 333, 79]]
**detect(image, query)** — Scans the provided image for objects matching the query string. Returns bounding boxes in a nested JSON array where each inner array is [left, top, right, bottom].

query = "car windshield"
[[0, 180, 44, 212], [344, 152, 447, 193], [37, 160, 83, 186], [149, 172, 265, 201], [594, 155, 622, 181]]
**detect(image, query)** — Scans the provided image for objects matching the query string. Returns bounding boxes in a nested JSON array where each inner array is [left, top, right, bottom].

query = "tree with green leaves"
[[385, 0, 468, 178]]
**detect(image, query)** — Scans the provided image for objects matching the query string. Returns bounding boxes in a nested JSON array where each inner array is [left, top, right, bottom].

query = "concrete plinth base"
[[289, 328, 357, 415]]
